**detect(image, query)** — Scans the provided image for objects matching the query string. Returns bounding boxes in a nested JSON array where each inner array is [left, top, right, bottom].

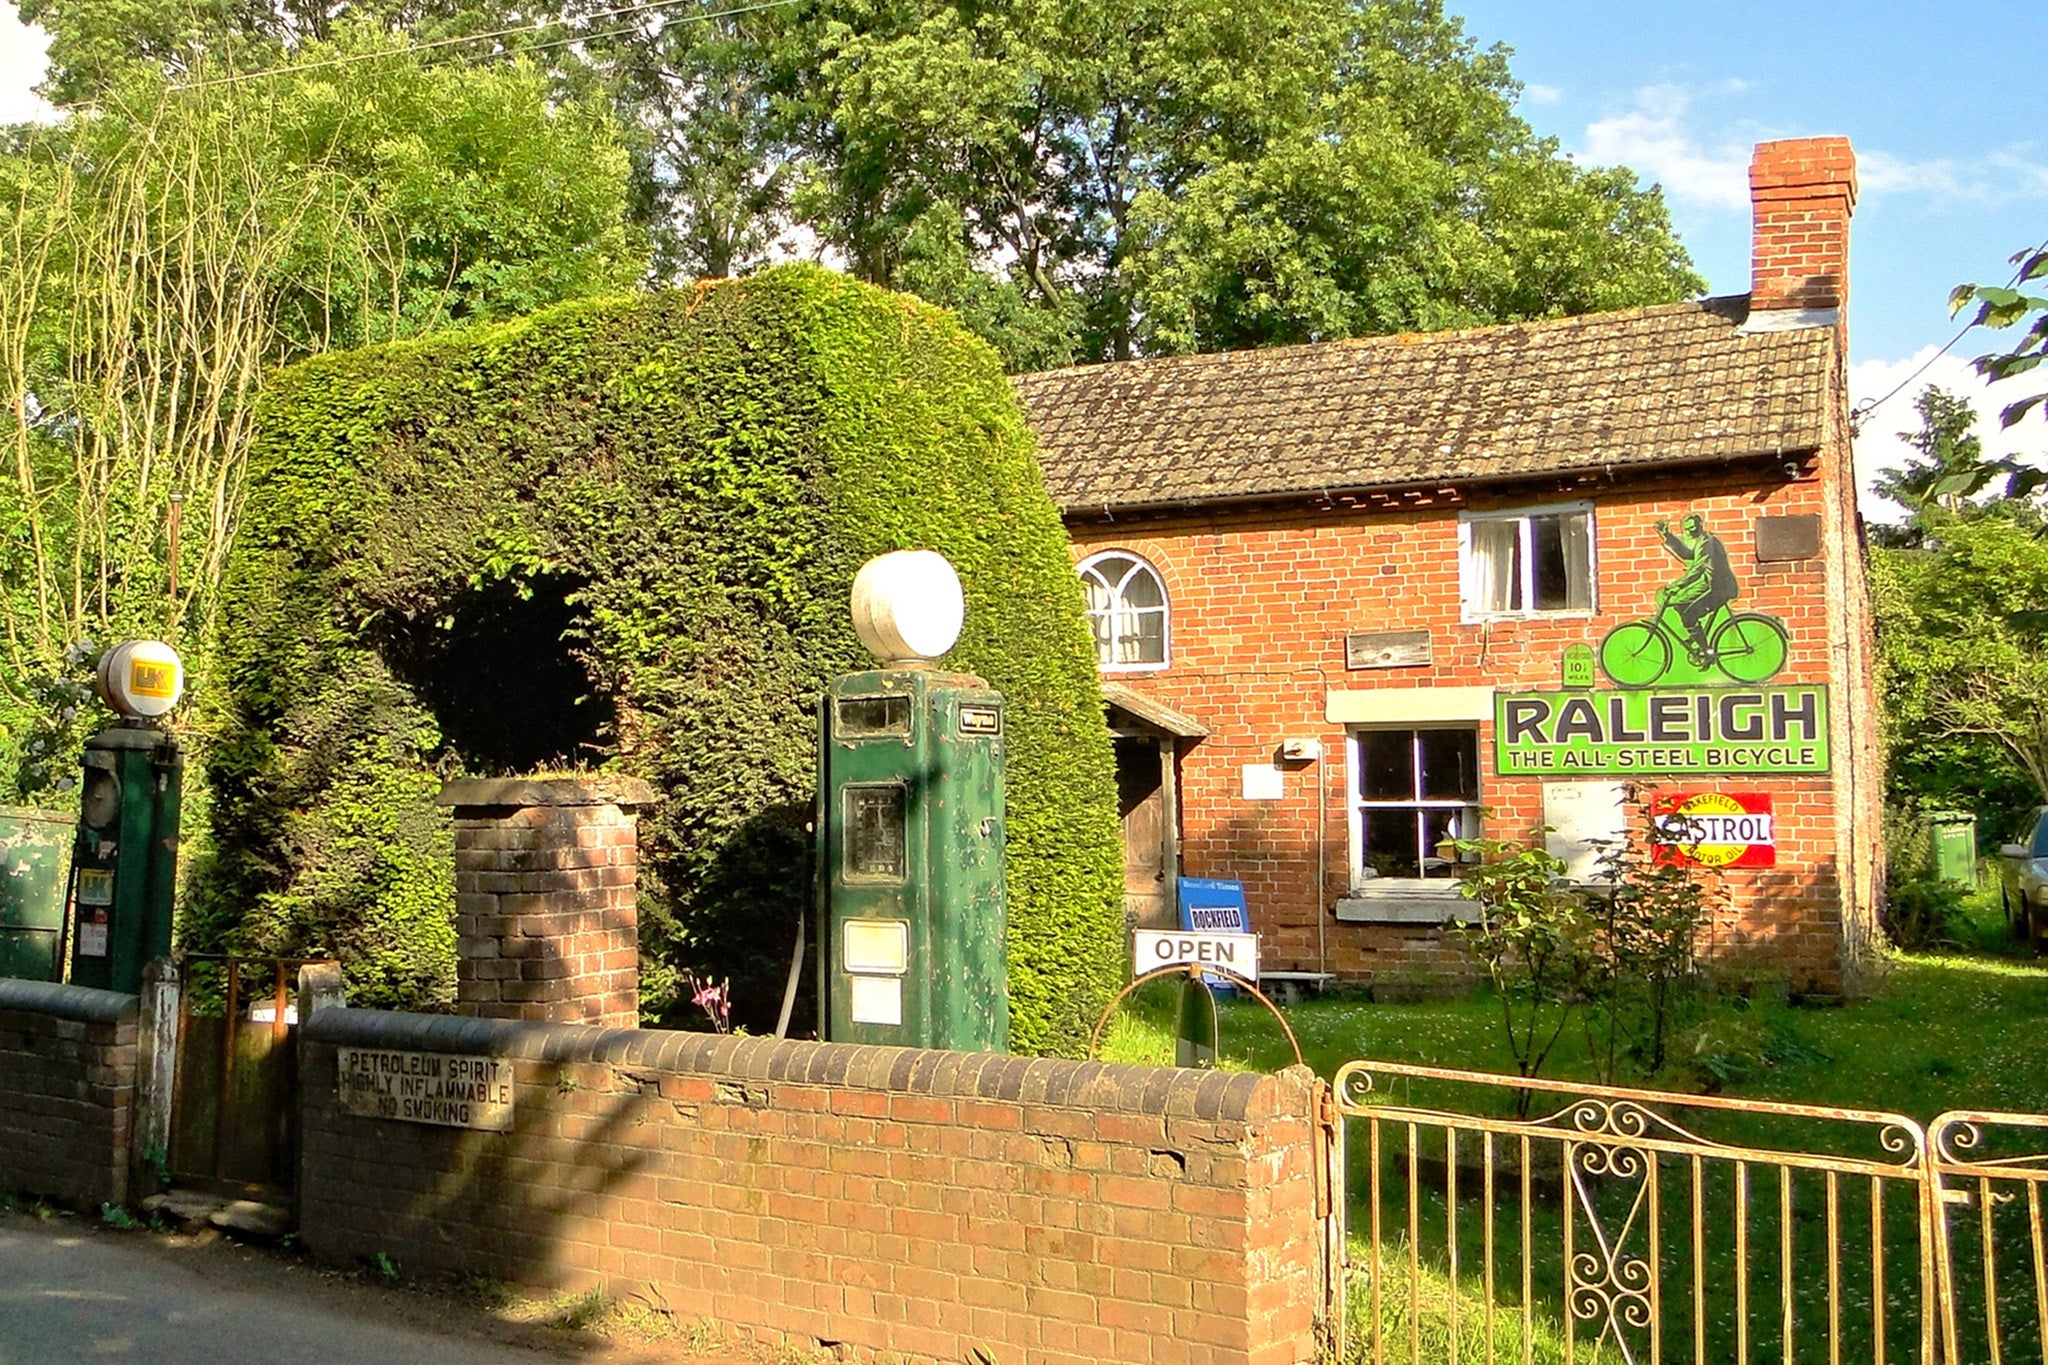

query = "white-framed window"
[[1349, 727, 1481, 885], [1079, 550, 1169, 670], [1459, 502, 1595, 619]]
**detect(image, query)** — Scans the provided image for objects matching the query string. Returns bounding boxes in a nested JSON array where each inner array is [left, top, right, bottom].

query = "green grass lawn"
[[1098, 897, 2048, 1364], [1101, 897, 2048, 1121]]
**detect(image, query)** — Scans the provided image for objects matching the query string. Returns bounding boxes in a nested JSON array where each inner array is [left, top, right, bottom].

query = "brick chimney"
[[1748, 137, 1857, 318]]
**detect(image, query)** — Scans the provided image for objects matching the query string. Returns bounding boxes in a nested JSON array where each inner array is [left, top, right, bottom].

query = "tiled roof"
[[1013, 296, 1836, 512]]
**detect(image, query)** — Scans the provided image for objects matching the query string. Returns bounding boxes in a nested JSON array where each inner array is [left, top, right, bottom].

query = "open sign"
[[1133, 929, 1260, 982]]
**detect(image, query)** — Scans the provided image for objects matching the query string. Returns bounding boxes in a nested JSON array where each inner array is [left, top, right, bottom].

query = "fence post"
[[132, 956, 180, 1197], [298, 961, 346, 1021]]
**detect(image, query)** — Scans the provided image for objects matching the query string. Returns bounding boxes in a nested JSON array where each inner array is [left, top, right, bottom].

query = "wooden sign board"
[[338, 1048, 514, 1131], [1346, 630, 1432, 670]]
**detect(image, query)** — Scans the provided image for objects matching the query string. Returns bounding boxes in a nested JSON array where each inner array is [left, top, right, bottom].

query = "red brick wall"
[[0, 980, 138, 1208], [300, 1009, 1329, 1365], [1750, 138, 1857, 313], [1070, 444, 1880, 993], [443, 778, 650, 1028]]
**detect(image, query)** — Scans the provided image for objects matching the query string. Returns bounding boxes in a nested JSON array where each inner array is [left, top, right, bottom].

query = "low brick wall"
[[0, 979, 139, 1208], [301, 1010, 1326, 1365]]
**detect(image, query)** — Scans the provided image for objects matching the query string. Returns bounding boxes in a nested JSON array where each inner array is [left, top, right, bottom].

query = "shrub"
[[196, 265, 1125, 1054]]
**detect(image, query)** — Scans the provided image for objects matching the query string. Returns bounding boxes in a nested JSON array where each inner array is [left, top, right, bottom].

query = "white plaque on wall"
[[1241, 764, 1284, 801], [1541, 781, 1630, 883]]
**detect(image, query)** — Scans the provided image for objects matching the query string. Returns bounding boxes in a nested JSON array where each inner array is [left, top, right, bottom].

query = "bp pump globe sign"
[[1497, 512, 1828, 777]]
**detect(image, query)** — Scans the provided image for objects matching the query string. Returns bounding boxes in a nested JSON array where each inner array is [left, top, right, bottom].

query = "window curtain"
[[1468, 519, 1519, 613], [1560, 512, 1593, 611]]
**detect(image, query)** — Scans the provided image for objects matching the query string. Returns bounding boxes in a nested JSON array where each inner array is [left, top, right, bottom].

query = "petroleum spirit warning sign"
[[1651, 792, 1776, 868]]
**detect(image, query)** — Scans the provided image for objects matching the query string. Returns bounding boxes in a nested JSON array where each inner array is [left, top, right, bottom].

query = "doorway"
[[1114, 736, 1177, 929]]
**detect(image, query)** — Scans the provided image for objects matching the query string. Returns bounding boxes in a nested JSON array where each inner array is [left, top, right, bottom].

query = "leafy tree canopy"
[[0, 29, 642, 795], [18, 0, 1703, 369], [1875, 508, 2048, 815]]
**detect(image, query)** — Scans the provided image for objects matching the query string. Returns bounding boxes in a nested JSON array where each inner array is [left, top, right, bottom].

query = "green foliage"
[[1453, 808, 1716, 1099], [1874, 510, 2048, 807], [788, 0, 1702, 363], [1879, 807, 1971, 952], [1448, 836, 1592, 1096], [0, 33, 643, 804], [1869, 386, 2028, 537], [20, 0, 1698, 370], [201, 266, 1124, 1054], [1951, 244, 2048, 429], [1582, 821, 1718, 1077]]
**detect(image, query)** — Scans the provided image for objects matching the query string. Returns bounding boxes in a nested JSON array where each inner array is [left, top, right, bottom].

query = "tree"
[[18, 0, 1703, 369], [1875, 511, 2048, 808], [0, 34, 641, 794], [1951, 243, 2048, 429], [787, 0, 1702, 363]]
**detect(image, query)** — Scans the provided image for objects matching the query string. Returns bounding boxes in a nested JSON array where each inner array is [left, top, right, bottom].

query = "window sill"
[[1336, 885, 1480, 925], [1098, 662, 1170, 674], [1459, 610, 1596, 626]]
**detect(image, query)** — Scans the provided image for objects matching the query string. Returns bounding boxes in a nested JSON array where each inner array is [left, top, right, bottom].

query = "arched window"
[[1078, 551, 1169, 669]]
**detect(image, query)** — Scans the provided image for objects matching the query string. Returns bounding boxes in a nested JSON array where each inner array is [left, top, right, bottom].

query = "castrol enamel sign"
[[1651, 792, 1775, 868]]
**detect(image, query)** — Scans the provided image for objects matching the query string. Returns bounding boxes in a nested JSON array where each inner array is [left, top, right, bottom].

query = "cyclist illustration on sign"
[[1599, 513, 1789, 687]]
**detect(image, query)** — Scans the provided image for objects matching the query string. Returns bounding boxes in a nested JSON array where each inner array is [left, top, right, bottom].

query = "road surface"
[[0, 1209, 752, 1365]]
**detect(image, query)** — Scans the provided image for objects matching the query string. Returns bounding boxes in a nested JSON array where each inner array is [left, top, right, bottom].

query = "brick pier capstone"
[[437, 775, 655, 1028]]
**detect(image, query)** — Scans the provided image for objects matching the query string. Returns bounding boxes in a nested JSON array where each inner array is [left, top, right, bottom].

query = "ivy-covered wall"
[[198, 266, 1125, 1055]]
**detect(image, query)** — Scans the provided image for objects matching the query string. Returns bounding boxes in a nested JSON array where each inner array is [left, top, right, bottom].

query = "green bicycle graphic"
[[1600, 602, 1789, 687]]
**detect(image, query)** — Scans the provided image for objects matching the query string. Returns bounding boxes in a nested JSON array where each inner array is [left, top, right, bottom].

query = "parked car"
[[1994, 806, 2048, 953]]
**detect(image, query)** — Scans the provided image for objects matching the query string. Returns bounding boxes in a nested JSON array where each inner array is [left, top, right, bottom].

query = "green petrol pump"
[[66, 641, 185, 993], [818, 552, 1008, 1052]]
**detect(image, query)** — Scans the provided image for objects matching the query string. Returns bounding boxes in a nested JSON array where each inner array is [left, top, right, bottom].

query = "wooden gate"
[[167, 955, 329, 1199]]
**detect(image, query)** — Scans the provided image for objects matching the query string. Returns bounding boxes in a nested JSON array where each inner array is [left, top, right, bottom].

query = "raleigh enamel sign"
[[1495, 686, 1829, 776]]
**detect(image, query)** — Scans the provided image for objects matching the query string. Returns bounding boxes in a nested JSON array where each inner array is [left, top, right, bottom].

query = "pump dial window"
[[836, 695, 911, 738], [843, 784, 908, 881]]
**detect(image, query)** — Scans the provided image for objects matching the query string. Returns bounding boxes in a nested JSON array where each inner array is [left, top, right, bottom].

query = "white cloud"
[[1523, 83, 1563, 107], [1582, 83, 1752, 211], [1850, 348, 2048, 523], [1859, 147, 2048, 208], [0, 11, 55, 124]]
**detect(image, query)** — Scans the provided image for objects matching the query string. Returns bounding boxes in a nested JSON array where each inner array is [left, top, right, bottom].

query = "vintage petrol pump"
[[66, 640, 185, 993], [818, 551, 1008, 1052]]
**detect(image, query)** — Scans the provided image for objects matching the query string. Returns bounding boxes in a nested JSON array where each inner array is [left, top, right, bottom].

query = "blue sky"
[[1450, 0, 2047, 513], [3, 1, 2042, 513]]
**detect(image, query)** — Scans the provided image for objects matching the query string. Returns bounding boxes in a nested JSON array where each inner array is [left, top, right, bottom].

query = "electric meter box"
[[67, 724, 183, 993], [819, 668, 1008, 1052]]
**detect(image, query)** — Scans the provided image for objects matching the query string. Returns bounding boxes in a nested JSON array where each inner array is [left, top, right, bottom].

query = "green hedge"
[[197, 265, 1124, 1055]]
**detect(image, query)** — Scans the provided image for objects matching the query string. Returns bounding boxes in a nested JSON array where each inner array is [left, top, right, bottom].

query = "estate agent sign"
[[1495, 686, 1830, 775]]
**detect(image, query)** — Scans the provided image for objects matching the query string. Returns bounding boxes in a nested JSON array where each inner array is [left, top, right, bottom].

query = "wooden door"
[[1114, 737, 1177, 928]]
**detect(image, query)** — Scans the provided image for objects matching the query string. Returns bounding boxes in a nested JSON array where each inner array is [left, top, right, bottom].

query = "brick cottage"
[[1016, 138, 1881, 995]]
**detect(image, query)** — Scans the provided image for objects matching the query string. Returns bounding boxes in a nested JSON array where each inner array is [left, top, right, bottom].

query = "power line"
[[1851, 235, 2048, 436]]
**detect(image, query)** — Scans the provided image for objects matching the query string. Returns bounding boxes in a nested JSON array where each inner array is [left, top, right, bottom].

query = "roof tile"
[[1014, 297, 1834, 511]]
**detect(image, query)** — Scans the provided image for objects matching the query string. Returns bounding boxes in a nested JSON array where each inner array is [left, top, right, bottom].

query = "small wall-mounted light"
[[1277, 737, 1323, 763]]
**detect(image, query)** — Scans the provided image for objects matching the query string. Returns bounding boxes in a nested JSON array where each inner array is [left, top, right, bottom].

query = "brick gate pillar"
[[436, 776, 657, 1029]]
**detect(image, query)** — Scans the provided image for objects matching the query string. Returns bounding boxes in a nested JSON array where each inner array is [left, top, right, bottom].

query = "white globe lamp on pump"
[[849, 549, 966, 666]]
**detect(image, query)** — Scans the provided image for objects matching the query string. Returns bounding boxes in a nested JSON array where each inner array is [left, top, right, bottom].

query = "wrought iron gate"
[[1331, 1060, 2048, 1363]]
